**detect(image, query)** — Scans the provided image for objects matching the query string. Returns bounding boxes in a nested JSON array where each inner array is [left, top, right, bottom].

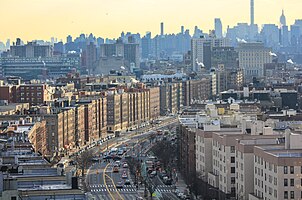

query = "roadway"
[[85, 116, 179, 200]]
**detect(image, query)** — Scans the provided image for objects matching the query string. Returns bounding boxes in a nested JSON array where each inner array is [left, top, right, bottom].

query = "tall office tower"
[[160, 22, 164, 36], [290, 25, 300, 47], [66, 35, 73, 43], [181, 26, 184, 34], [281, 25, 290, 47], [142, 32, 151, 59], [280, 10, 286, 27], [85, 42, 97, 73], [250, 0, 254, 25], [238, 42, 272, 83], [191, 37, 229, 72], [215, 18, 223, 38], [261, 24, 279, 50], [5, 39, 10, 49]]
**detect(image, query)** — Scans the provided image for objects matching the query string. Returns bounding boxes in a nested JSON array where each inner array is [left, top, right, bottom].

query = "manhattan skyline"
[[0, 0, 301, 41]]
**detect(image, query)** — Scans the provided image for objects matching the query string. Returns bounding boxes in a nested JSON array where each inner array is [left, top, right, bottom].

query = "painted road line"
[[103, 163, 114, 200], [105, 174, 124, 200]]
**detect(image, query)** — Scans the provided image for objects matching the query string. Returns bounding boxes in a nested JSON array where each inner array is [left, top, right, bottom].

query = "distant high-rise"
[[215, 18, 223, 38], [85, 42, 97, 73], [160, 22, 164, 36], [191, 37, 230, 71], [250, 0, 254, 25], [5, 39, 10, 49], [10, 40, 53, 58], [67, 35, 73, 43], [280, 10, 286, 27], [238, 42, 272, 83], [181, 26, 184, 34], [142, 32, 151, 59]]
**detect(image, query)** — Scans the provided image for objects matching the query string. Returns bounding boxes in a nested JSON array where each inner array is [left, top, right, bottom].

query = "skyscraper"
[[215, 18, 223, 38], [181, 26, 184, 34], [67, 35, 73, 43], [250, 0, 254, 25], [160, 22, 164, 36], [191, 37, 229, 71], [280, 10, 286, 27], [142, 32, 151, 59]]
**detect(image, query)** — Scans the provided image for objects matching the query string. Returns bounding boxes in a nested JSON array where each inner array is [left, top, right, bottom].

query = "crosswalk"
[[89, 184, 175, 193], [89, 184, 136, 193]]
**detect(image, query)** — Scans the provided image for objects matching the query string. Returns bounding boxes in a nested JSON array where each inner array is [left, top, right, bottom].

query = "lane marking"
[[103, 163, 114, 200], [105, 174, 124, 200]]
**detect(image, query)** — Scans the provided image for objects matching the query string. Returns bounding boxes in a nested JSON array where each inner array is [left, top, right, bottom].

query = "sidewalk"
[[174, 172, 188, 193]]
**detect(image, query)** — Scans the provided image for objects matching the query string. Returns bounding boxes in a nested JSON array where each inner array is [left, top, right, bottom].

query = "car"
[[91, 157, 100, 162], [114, 161, 121, 167], [116, 181, 123, 188], [150, 171, 157, 178], [113, 156, 122, 161], [122, 163, 128, 168], [177, 192, 184, 198], [117, 151, 124, 156], [159, 172, 167, 179], [124, 154, 131, 158], [121, 171, 128, 179], [124, 179, 131, 185], [113, 166, 119, 173], [163, 178, 173, 185]]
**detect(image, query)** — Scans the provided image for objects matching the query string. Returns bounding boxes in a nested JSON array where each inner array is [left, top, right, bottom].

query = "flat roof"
[[18, 184, 71, 191]]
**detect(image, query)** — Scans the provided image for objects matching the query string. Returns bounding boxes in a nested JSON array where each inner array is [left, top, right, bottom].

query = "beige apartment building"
[[77, 96, 107, 143], [107, 90, 123, 132], [75, 104, 85, 147], [196, 130, 213, 180], [149, 87, 160, 120], [160, 82, 183, 115], [210, 131, 242, 197], [250, 132, 302, 200], [235, 136, 283, 200]]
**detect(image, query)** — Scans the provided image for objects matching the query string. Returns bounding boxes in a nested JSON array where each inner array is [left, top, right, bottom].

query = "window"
[[231, 146, 235, 153], [231, 177, 235, 184], [284, 166, 288, 174], [231, 157, 235, 163], [290, 191, 294, 199], [290, 166, 294, 174], [274, 189, 277, 198], [290, 179, 294, 186], [11, 197, 17, 200], [284, 179, 288, 186], [231, 167, 235, 173], [231, 187, 236, 194], [284, 191, 288, 199]]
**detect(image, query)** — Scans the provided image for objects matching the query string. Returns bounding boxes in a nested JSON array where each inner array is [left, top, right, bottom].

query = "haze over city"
[[0, 0, 301, 41], [2, 0, 302, 200]]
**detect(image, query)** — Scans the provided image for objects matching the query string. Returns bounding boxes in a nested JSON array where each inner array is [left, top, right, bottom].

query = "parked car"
[[113, 166, 119, 173], [124, 179, 131, 185], [150, 170, 157, 178], [116, 181, 123, 188]]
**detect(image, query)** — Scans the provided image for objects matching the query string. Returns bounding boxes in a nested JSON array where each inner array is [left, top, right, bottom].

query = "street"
[[85, 116, 180, 200]]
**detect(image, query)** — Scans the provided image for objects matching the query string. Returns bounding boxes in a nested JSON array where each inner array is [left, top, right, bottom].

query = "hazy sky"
[[0, 0, 301, 42]]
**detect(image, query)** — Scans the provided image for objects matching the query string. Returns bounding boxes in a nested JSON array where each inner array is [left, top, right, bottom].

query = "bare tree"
[[75, 150, 94, 177]]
